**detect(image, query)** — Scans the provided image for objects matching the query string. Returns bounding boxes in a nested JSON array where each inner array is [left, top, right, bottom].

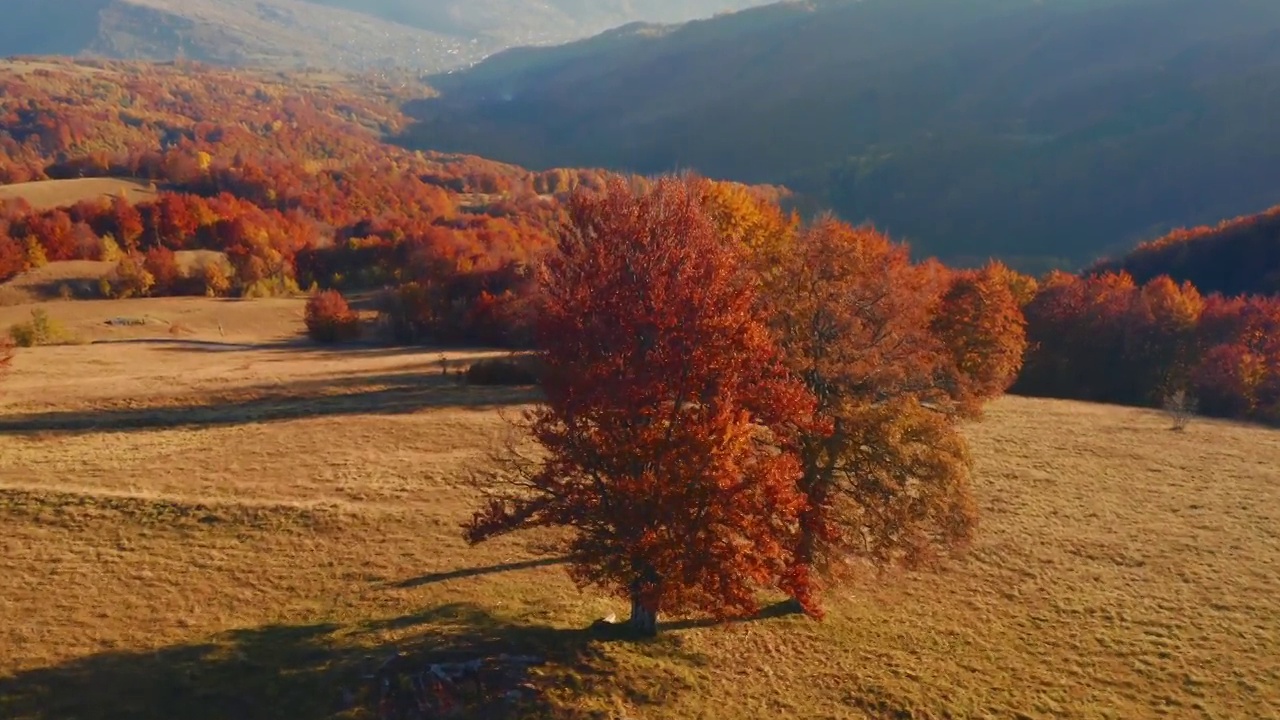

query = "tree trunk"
[[628, 591, 659, 636], [628, 560, 661, 636]]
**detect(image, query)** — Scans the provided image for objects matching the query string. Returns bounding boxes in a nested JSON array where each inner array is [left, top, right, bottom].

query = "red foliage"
[[1018, 272, 1141, 402], [465, 177, 820, 633], [1191, 295, 1280, 421], [25, 211, 76, 261], [111, 196, 145, 250], [1192, 344, 1266, 419], [1018, 270, 1280, 423], [0, 231, 23, 282], [152, 193, 201, 249], [304, 290, 361, 343], [1123, 276, 1205, 398], [143, 246, 182, 295], [0, 59, 598, 340]]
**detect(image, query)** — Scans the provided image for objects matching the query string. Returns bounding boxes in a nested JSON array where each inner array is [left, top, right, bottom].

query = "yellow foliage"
[[696, 179, 798, 266], [104, 255, 155, 299], [23, 238, 48, 270], [100, 234, 123, 262], [984, 261, 1039, 308]]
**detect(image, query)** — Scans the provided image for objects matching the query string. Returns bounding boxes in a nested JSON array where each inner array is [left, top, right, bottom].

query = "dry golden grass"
[[0, 177, 157, 211], [0, 254, 233, 306], [0, 60, 110, 77], [0, 295, 1278, 719]]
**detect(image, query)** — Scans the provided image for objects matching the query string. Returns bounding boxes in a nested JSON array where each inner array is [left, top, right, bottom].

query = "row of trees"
[[1017, 271, 1280, 424], [465, 177, 1027, 633]]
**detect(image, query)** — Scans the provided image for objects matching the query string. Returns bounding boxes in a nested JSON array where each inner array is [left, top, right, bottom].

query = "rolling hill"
[[1092, 203, 1280, 296], [399, 0, 1280, 270], [0, 0, 771, 73]]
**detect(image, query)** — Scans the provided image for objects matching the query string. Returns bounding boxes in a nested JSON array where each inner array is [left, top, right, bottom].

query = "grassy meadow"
[[0, 292, 1277, 719], [0, 177, 157, 211]]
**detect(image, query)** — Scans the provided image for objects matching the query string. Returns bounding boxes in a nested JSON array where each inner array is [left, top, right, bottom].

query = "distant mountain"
[[305, 1, 771, 43], [0, 0, 770, 72], [399, 0, 1280, 270]]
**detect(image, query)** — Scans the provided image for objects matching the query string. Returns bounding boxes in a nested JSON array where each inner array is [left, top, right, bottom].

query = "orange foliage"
[[0, 59, 612, 342], [304, 290, 361, 343], [930, 262, 1028, 407], [465, 178, 820, 634], [766, 216, 978, 574]]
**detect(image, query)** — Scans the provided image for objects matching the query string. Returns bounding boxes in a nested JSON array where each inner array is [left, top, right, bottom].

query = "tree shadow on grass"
[[390, 556, 569, 589], [0, 602, 702, 720], [93, 336, 496, 359], [145, 338, 406, 355], [0, 372, 540, 435], [660, 599, 805, 631]]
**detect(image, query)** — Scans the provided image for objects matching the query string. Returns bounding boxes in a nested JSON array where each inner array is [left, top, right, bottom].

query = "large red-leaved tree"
[[464, 177, 820, 635]]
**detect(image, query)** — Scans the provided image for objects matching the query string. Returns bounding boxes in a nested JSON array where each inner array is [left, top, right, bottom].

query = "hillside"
[[0, 0, 455, 71], [0, 297, 1278, 717], [1092, 203, 1280, 296], [400, 0, 1280, 270], [0, 178, 156, 211], [0, 0, 771, 73]]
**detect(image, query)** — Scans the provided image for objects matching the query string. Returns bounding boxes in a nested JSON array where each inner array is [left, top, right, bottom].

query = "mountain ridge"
[[0, 0, 772, 72], [400, 0, 1280, 269]]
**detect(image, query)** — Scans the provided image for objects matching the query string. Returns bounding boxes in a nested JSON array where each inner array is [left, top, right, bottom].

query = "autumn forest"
[[1, 59, 1276, 425], [1, 49, 1279, 719]]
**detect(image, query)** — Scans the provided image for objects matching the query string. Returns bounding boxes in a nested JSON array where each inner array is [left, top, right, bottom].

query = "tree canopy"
[[465, 177, 821, 634]]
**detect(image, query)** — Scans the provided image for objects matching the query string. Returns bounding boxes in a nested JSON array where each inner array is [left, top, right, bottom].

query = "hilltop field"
[[0, 177, 156, 211], [0, 290, 1277, 719]]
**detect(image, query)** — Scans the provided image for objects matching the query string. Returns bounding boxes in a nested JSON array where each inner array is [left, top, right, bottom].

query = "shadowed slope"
[[402, 0, 1280, 268]]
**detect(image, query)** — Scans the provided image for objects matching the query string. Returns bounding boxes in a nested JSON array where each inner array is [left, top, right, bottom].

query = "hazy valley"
[[404, 0, 1280, 269], [0, 0, 772, 72]]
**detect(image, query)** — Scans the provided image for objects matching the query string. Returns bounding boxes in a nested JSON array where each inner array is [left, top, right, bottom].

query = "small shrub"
[[102, 254, 155, 299], [197, 261, 232, 297], [305, 289, 361, 343], [1163, 389, 1198, 431], [242, 275, 303, 299], [9, 308, 64, 347], [464, 355, 541, 386], [143, 247, 182, 295]]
